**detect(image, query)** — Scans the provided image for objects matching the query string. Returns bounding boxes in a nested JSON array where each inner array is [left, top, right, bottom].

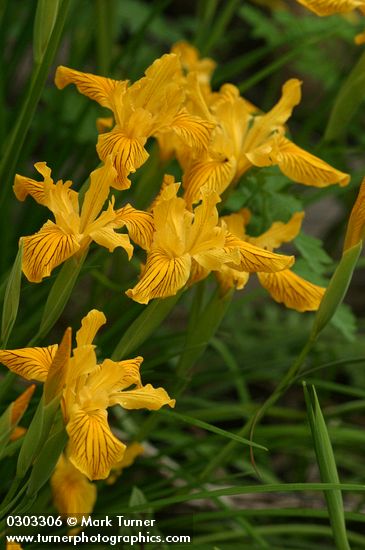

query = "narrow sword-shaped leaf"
[[303, 383, 351, 550], [312, 241, 362, 338], [1, 243, 23, 347]]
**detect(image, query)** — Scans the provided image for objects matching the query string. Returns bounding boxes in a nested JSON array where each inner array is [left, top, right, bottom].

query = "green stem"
[[135, 287, 232, 442], [199, 334, 317, 481], [201, 0, 240, 55], [96, 0, 112, 74], [194, 0, 218, 50], [0, 0, 71, 204]]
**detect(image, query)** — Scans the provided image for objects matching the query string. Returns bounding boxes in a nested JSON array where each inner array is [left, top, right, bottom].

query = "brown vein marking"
[[276, 137, 349, 186], [68, 409, 124, 479], [258, 270, 325, 312], [172, 112, 214, 150], [22, 223, 79, 281], [184, 158, 235, 206], [225, 236, 293, 273], [13, 176, 46, 204], [55, 67, 119, 109], [129, 249, 191, 302], [119, 205, 154, 250], [0, 346, 57, 381]]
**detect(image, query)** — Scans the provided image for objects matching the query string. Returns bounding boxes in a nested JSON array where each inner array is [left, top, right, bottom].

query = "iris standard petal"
[[76, 309, 107, 348]]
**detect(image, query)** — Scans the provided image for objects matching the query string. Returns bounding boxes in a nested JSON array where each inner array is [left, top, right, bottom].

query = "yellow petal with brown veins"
[[258, 270, 325, 311], [116, 204, 155, 250], [97, 130, 148, 189], [183, 156, 236, 207], [0, 345, 58, 382], [297, 0, 365, 16], [67, 408, 126, 480], [126, 248, 191, 304], [251, 212, 304, 251], [21, 220, 80, 283], [109, 383, 175, 410], [55, 66, 120, 109], [224, 233, 294, 273], [248, 135, 350, 188]]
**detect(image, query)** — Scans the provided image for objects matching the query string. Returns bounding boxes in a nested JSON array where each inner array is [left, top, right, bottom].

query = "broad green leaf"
[[303, 383, 350, 550]]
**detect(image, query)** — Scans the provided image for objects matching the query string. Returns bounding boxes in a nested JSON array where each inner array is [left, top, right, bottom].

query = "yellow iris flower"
[[171, 41, 216, 93], [177, 78, 350, 206], [126, 180, 295, 304], [297, 0, 365, 44], [51, 442, 143, 517], [55, 53, 215, 188], [14, 157, 154, 283], [0, 310, 175, 480], [216, 210, 325, 312], [51, 454, 97, 517]]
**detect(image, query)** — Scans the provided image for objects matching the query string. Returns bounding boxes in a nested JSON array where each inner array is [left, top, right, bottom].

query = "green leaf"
[[303, 383, 350, 550], [325, 50, 365, 141], [1, 243, 23, 347], [16, 395, 61, 479], [36, 252, 86, 342], [0, 0, 71, 203], [0, 404, 13, 452], [157, 409, 267, 451], [294, 233, 333, 277], [330, 303, 357, 342], [27, 424, 67, 497], [33, 0, 60, 64], [126, 483, 365, 513], [129, 486, 149, 508], [176, 287, 233, 382], [312, 242, 362, 337], [112, 293, 182, 360]]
